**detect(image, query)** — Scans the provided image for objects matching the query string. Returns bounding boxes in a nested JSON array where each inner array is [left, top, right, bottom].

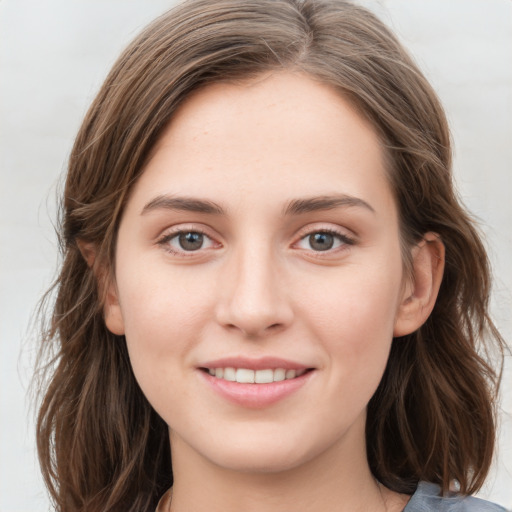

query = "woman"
[[35, 0, 506, 510]]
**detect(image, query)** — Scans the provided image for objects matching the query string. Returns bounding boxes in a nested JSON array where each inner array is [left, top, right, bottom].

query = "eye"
[[295, 230, 354, 252], [176, 232, 207, 251], [158, 230, 217, 254]]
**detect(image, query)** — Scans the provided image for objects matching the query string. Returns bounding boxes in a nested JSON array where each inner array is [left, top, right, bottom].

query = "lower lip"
[[199, 370, 314, 408]]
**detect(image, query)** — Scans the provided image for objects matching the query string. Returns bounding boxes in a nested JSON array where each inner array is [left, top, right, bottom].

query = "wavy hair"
[[35, 0, 504, 510]]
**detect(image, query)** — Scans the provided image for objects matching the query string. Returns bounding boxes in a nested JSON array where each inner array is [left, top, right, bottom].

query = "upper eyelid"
[[293, 223, 356, 240], [157, 223, 218, 239]]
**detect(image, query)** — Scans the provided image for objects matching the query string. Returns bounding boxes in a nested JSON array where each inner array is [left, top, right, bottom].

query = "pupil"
[[179, 232, 203, 251], [309, 232, 334, 251]]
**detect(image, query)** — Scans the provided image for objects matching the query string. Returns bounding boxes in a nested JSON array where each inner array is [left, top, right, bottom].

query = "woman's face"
[[107, 72, 410, 474]]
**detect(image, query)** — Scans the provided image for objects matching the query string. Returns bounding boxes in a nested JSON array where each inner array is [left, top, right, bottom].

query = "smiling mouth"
[[200, 367, 313, 384]]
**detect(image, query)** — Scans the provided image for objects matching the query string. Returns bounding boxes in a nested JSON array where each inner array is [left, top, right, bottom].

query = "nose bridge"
[[216, 236, 292, 337]]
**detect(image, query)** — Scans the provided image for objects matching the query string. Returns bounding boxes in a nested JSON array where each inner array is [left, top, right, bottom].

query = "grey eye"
[[308, 232, 334, 251], [296, 230, 351, 253], [178, 232, 204, 251], [161, 229, 216, 254]]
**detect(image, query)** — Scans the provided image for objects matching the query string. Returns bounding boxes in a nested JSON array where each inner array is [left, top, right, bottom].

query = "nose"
[[214, 243, 294, 338]]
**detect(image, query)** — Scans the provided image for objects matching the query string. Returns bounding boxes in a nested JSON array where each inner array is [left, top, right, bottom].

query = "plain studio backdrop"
[[0, 1, 510, 510]]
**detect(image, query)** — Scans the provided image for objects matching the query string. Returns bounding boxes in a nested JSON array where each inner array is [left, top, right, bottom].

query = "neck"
[[167, 415, 402, 512]]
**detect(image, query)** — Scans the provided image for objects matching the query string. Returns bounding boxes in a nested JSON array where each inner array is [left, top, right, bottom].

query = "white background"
[[0, 1, 510, 510]]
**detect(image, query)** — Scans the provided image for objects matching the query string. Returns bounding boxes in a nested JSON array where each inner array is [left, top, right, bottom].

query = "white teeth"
[[207, 367, 307, 383], [285, 369, 296, 379], [273, 368, 286, 381], [236, 368, 254, 383], [223, 367, 236, 381], [254, 369, 274, 384]]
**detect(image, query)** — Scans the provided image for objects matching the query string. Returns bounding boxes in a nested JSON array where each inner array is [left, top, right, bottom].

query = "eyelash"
[[156, 226, 356, 257], [157, 228, 218, 256], [294, 228, 356, 255]]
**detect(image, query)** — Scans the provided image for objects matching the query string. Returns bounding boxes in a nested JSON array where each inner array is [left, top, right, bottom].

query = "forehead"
[[156, 71, 379, 159], [132, 72, 394, 218]]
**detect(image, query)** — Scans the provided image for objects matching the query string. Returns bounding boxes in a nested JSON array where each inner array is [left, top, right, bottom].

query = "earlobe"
[[77, 239, 125, 335], [393, 233, 445, 337]]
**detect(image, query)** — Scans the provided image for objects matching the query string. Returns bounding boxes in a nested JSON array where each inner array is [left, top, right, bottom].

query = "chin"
[[195, 429, 331, 475], [211, 447, 309, 474]]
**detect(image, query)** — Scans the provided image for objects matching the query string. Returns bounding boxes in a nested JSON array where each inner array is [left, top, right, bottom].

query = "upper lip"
[[198, 356, 312, 371]]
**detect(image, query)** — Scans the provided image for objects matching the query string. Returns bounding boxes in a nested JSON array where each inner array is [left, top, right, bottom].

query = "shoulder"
[[404, 481, 507, 512]]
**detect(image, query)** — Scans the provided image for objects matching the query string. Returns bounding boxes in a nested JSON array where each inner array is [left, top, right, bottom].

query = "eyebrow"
[[141, 195, 225, 215], [283, 194, 375, 215], [140, 193, 375, 217]]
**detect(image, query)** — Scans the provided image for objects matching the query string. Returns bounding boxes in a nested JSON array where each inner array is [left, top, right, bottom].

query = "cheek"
[[300, 258, 403, 380], [115, 264, 216, 384], [118, 257, 213, 328], [307, 262, 401, 330]]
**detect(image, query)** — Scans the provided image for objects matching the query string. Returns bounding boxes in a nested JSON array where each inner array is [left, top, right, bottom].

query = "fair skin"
[[99, 72, 443, 512]]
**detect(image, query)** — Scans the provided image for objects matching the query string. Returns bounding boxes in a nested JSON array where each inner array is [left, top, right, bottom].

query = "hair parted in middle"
[[35, 1, 504, 511]]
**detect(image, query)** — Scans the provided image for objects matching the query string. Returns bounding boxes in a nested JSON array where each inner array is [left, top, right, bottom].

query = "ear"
[[393, 233, 445, 337], [77, 240, 126, 336], [77, 239, 97, 268]]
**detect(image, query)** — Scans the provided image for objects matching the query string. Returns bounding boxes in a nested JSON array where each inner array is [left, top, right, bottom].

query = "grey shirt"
[[155, 482, 508, 511], [405, 482, 507, 511]]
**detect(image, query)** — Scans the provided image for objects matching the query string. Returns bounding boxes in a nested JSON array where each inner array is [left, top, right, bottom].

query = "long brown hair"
[[35, 0, 505, 510]]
